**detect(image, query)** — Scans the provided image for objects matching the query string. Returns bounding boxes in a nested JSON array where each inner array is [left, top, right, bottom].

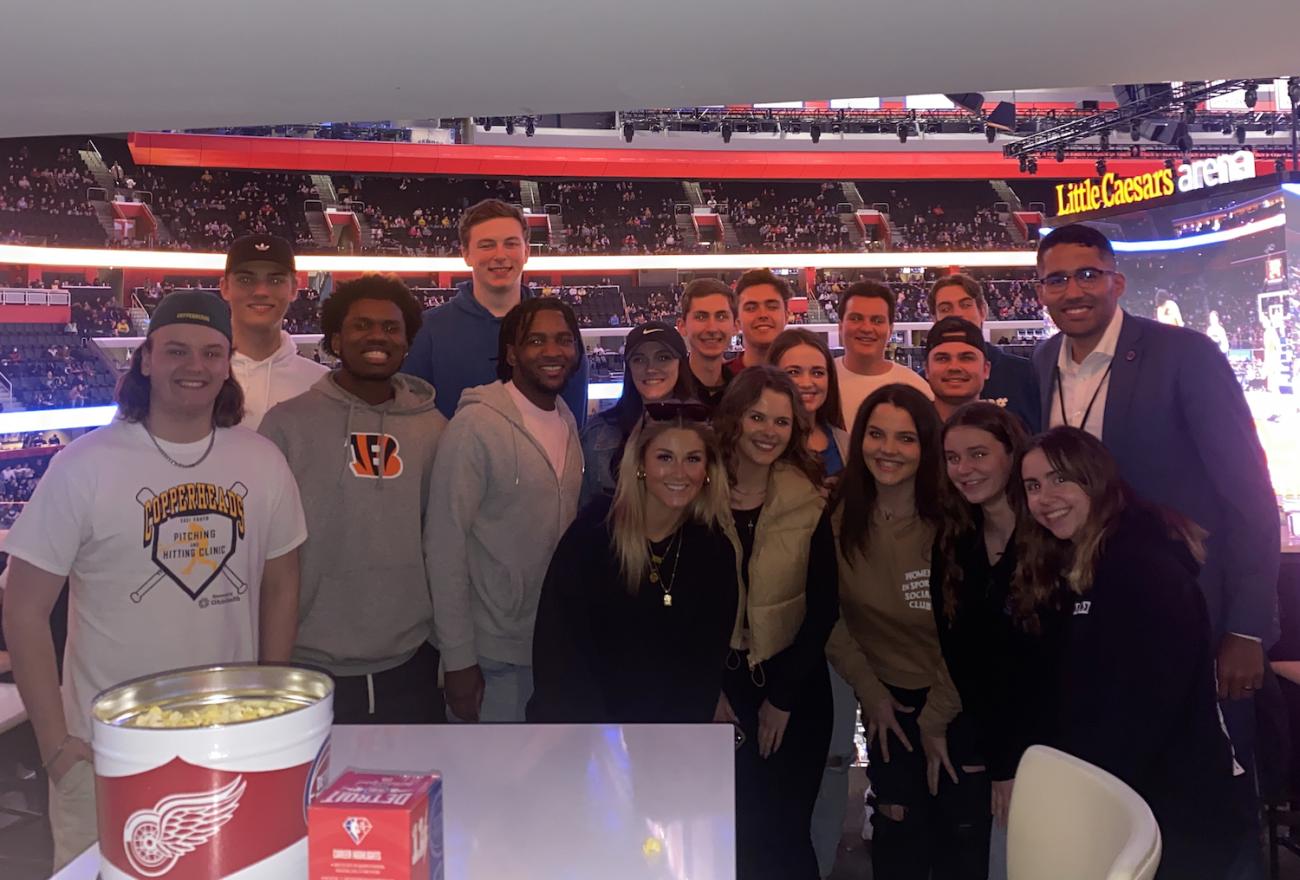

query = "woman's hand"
[[921, 732, 958, 796], [757, 700, 791, 759], [865, 695, 914, 763]]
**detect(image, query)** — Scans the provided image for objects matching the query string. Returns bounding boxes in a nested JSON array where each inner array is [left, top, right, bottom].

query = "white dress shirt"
[[1049, 308, 1125, 439]]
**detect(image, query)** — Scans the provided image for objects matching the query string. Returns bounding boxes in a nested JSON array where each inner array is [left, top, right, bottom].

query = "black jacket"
[[1047, 504, 1247, 879], [930, 518, 1051, 781], [982, 343, 1040, 433], [527, 498, 739, 724]]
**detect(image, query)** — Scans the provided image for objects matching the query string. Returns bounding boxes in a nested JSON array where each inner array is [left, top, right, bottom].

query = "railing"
[[0, 370, 12, 398], [0, 289, 71, 306]]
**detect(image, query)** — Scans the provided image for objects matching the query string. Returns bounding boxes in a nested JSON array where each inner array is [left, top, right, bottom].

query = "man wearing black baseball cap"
[[2, 289, 307, 867], [220, 234, 327, 429], [925, 316, 991, 421], [579, 321, 694, 509]]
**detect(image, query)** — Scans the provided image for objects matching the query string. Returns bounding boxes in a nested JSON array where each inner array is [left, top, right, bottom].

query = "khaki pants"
[[48, 759, 97, 870]]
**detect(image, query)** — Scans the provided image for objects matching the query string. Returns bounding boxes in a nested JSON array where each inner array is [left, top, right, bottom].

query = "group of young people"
[[0, 199, 1281, 880]]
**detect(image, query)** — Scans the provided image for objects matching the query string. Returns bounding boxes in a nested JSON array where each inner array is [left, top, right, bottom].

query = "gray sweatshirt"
[[259, 372, 447, 676], [427, 381, 583, 670]]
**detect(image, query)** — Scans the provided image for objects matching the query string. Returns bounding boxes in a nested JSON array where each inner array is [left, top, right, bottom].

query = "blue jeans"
[[447, 658, 534, 723]]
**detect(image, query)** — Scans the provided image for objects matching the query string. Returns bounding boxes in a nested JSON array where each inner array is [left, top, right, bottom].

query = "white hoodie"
[[232, 330, 329, 430]]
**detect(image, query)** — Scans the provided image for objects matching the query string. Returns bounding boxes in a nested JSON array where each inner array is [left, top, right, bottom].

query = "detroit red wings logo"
[[123, 776, 246, 877]]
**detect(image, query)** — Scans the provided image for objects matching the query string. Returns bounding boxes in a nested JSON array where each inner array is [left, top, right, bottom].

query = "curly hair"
[[319, 274, 423, 359]]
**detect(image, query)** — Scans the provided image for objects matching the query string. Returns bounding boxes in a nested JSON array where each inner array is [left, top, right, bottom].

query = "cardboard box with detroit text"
[[310, 769, 443, 880]]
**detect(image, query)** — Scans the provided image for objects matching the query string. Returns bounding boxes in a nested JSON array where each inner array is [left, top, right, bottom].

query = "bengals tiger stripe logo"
[[348, 433, 404, 479]]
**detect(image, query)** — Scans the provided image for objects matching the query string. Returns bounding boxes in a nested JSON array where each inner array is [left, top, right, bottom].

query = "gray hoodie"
[[427, 381, 583, 670], [259, 372, 447, 676]]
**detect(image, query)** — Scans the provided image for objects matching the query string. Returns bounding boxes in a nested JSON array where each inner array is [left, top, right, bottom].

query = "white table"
[[54, 722, 736, 879], [0, 683, 26, 735]]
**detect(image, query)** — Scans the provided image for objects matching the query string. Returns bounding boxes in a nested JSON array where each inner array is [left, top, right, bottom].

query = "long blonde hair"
[[609, 417, 731, 593]]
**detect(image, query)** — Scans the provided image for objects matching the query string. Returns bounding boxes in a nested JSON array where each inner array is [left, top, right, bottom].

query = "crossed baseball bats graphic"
[[131, 481, 249, 604]]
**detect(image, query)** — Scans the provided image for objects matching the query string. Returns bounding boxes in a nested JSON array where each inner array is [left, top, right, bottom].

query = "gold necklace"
[[647, 529, 685, 607]]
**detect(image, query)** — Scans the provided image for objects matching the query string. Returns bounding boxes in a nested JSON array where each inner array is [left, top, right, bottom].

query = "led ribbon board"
[[1054, 150, 1258, 217]]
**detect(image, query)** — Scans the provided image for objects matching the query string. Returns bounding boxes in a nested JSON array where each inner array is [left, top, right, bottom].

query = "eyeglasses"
[[1037, 267, 1116, 292], [643, 400, 711, 424]]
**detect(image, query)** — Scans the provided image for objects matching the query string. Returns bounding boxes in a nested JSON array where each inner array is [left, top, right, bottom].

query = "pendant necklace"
[[647, 528, 685, 607]]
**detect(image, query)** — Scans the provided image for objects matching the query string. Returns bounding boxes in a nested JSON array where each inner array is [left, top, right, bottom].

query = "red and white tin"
[[91, 664, 334, 880]]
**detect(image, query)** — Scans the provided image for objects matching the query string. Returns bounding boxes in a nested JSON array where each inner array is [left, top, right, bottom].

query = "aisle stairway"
[[546, 214, 567, 249], [519, 180, 542, 212], [310, 174, 339, 207], [839, 182, 867, 210]]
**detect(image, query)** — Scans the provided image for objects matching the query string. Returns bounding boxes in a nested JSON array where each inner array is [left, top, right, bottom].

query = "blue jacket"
[[401, 282, 589, 425], [983, 343, 1041, 433], [1032, 312, 1280, 645]]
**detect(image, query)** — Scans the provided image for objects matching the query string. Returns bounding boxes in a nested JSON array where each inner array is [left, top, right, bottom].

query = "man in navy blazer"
[[928, 273, 1040, 431], [1031, 225, 1279, 772]]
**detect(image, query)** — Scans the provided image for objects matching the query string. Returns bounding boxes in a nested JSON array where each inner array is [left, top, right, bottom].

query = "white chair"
[[1008, 745, 1162, 880]]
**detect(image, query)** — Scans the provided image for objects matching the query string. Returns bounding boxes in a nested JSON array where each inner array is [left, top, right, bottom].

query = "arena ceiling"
[[2, 0, 1297, 139]]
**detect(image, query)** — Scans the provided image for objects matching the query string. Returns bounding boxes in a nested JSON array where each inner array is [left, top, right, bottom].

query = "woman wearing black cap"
[[578, 322, 697, 510]]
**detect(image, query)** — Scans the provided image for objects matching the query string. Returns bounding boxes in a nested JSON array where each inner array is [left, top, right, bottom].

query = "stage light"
[[505, 118, 515, 136], [1018, 155, 1028, 173], [810, 124, 821, 144], [1027, 157, 1039, 175], [525, 118, 535, 137], [1244, 82, 1258, 109], [1265, 118, 1276, 136], [1099, 132, 1110, 151], [1055, 146, 1066, 163], [483, 118, 493, 132], [623, 122, 635, 143], [1183, 103, 1197, 124], [1130, 121, 1141, 141], [985, 126, 997, 144], [831, 123, 842, 135], [897, 123, 909, 144], [1095, 158, 1107, 176], [1235, 125, 1247, 144], [1278, 158, 1288, 174], [1289, 77, 1300, 106], [1221, 118, 1234, 136], [721, 122, 732, 144]]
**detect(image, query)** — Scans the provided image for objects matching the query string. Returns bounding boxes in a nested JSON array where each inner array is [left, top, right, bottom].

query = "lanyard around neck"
[[1053, 359, 1113, 431]]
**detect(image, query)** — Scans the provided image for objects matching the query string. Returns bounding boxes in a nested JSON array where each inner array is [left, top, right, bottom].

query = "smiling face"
[[626, 340, 680, 403], [507, 309, 578, 401], [1021, 447, 1093, 540], [677, 293, 737, 361], [861, 402, 920, 488], [463, 216, 530, 297], [738, 284, 787, 350], [220, 261, 295, 333], [141, 324, 232, 420], [926, 342, 990, 406], [777, 343, 829, 415], [944, 425, 1014, 507], [735, 388, 795, 469], [840, 294, 892, 365], [642, 427, 709, 514], [333, 298, 408, 383], [1037, 243, 1125, 348]]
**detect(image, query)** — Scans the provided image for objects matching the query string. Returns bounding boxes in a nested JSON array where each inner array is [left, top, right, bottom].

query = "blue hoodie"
[[402, 282, 589, 425]]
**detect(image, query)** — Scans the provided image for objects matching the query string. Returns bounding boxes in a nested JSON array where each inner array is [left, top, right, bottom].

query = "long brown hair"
[[609, 417, 730, 593], [712, 365, 822, 486], [1008, 427, 1206, 630], [768, 328, 845, 431], [938, 402, 1027, 620], [834, 383, 946, 562], [115, 340, 245, 427]]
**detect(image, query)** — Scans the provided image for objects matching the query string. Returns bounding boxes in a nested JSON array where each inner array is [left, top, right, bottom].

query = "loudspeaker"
[[945, 93, 985, 114]]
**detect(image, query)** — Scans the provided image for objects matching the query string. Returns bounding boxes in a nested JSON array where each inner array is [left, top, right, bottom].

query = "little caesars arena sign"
[[1054, 150, 1257, 217]]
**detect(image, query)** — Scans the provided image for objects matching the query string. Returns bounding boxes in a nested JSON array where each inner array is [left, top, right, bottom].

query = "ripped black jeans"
[[867, 683, 991, 880]]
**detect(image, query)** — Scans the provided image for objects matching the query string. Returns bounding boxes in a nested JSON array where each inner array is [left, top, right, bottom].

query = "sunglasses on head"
[[643, 400, 712, 424]]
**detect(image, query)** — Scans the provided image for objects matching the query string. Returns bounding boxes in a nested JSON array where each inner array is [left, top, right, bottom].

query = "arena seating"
[[0, 137, 103, 246], [539, 180, 681, 254], [344, 176, 521, 255], [0, 325, 117, 410]]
